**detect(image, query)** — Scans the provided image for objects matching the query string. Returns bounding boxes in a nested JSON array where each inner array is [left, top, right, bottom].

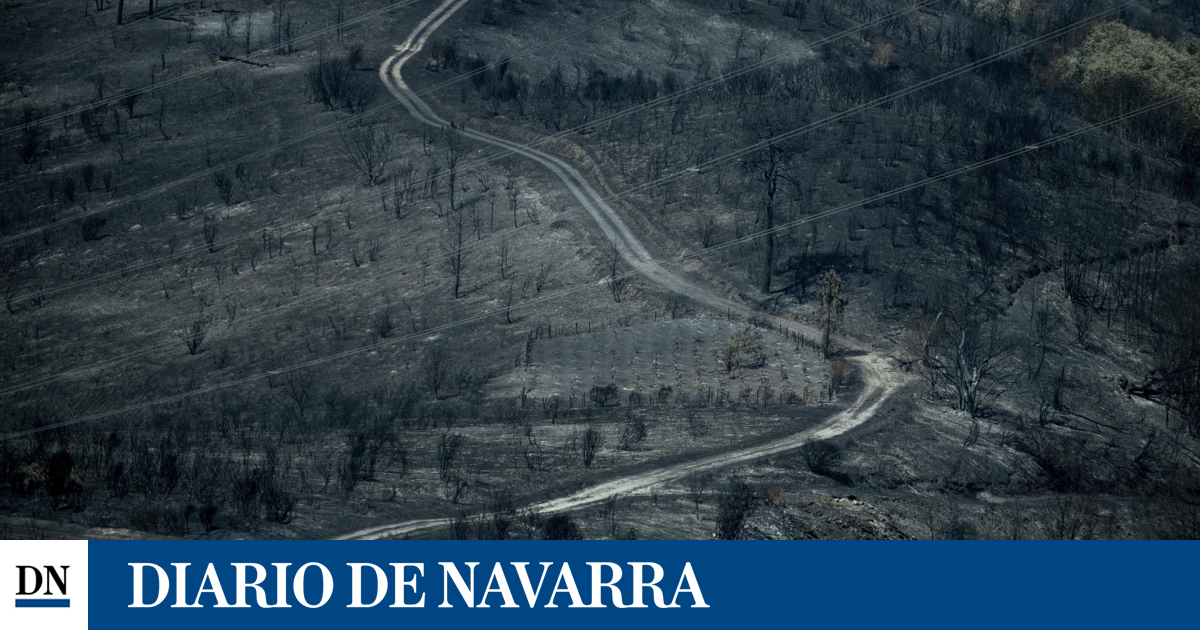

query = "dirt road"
[[338, 0, 902, 540]]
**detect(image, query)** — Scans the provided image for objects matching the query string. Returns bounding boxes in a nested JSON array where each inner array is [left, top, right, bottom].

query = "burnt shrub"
[[715, 479, 757, 540], [305, 56, 376, 113], [80, 216, 107, 241], [231, 467, 267, 519], [262, 483, 298, 524], [129, 504, 162, 533], [198, 502, 221, 533], [542, 513, 583, 540], [800, 441, 843, 476], [590, 383, 619, 407], [106, 461, 130, 498], [46, 451, 85, 511]]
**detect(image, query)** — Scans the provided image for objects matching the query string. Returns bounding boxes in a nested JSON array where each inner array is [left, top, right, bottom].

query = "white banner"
[[0, 540, 89, 629]]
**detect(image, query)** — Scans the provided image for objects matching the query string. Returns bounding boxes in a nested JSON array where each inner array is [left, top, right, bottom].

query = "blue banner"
[[4, 540, 1198, 628], [82, 541, 1200, 628]]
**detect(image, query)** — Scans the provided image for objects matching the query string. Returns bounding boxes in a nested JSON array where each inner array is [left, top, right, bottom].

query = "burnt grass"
[[2, 0, 1200, 538]]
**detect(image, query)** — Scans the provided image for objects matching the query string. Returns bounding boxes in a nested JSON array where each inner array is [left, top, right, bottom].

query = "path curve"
[[338, 0, 901, 539]]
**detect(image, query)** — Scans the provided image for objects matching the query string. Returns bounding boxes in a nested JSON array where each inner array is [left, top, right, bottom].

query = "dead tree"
[[534, 262, 555, 293], [202, 216, 220, 252], [743, 106, 803, 293], [422, 345, 453, 399], [617, 413, 647, 449], [922, 286, 1016, 418], [715, 478, 756, 539], [155, 84, 173, 140], [1039, 495, 1102, 540], [499, 239, 513, 279], [440, 131, 462, 212], [441, 207, 470, 298], [607, 245, 628, 303], [282, 368, 315, 421], [686, 472, 709, 516], [800, 441, 842, 475], [437, 432, 463, 482], [578, 426, 605, 469], [1146, 262, 1200, 435], [815, 268, 847, 358], [503, 279, 519, 324], [271, 0, 298, 55], [180, 317, 210, 355], [339, 122, 394, 186], [506, 174, 520, 228]]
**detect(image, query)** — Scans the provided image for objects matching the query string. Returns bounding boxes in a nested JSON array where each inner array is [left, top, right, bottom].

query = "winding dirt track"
[[338, 0, 901, 540]]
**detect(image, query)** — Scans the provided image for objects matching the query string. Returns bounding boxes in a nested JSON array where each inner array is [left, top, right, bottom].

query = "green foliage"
[[1061, 22, 1199, 151]]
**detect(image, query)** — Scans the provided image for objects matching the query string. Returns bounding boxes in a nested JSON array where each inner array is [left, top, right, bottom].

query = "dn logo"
[[15, 565, 70, 608]]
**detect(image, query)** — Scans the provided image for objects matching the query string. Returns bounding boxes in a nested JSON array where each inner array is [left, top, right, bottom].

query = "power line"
[[0, 0, 1029, 395], [0, 7, 635, 248], [0, 5, 643, 393], [5, 0, 937, 304], [0, 0, 425, 137], [0, 4, 181, 82], [0, 0, 1142, 395], [0, 94, 1180, 441]]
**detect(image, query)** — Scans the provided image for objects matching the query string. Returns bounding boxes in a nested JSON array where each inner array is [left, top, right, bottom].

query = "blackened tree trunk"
[[742, 104, 799, 295], [761, 162, 778, 294]]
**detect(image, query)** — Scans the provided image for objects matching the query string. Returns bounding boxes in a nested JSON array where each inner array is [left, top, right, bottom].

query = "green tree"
[[1061, 22, 1199, 151]]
